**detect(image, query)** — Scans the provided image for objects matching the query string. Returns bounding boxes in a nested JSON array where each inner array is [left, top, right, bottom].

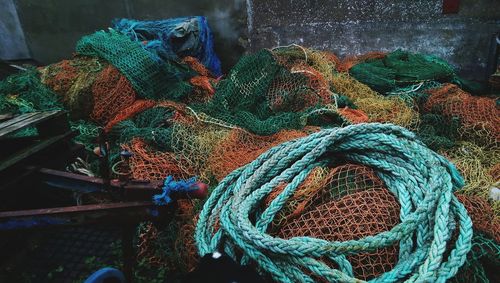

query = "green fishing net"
[[191, 50, 343, 135], [451, 233, 500, 283], [76, 30, 193, 100], [349, 50, 481, 94], [0, 68, 63, 115], [109, 107, 175, 151]]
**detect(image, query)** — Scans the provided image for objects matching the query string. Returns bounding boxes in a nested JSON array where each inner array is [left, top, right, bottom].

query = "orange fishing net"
[[267, 163, 400, 280], [122, 138, 184, 181], [424, 84, 500, 146], [189, 76, 215, 102], [338, 107, 369, 124], [39, 57, 104, 119], [208, 128, 313, 181], [267, 63, 332, 112], [456, 194, 500, 243], [336, 51, 386, 72], [90, 65, 137, 125], [137, 222, 166, 267], [104, 99, 156, 132], [183, 56, 212, 77], [176, 221, 199, 271]]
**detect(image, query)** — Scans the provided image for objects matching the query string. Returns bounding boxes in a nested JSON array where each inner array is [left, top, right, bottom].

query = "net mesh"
[[440, 142, 499, 216], [424, 84, 499, 147], [122, 138, 185, 181], [2, 29, 499, 281], [90, 65, 137, 125], [274, 164, 400, 281], [349, 50, 457, 94], [0, 68, 63, 115], [456, 194, 499, 243], [208, 128, 312, 181], [76, 30, 193, 100]]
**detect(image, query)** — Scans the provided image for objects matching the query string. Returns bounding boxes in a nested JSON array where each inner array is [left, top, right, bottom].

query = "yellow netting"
[[331, 73, 420, 129], [440, 142, 499, 216]]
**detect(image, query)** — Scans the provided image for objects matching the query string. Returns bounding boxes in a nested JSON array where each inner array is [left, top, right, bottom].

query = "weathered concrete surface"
[[248, 0, 500, 80], [0, 0, 30, 60], [12, 0, 246, 71]]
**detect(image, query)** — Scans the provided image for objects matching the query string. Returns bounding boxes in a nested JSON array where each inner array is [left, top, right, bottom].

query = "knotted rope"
[[195, 123, 473, 282]]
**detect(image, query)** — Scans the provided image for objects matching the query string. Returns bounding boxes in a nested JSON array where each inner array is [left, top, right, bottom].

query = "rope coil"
[[195, 123, 473, 282]]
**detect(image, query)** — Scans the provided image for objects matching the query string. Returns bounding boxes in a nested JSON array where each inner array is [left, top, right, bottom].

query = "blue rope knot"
[[153, 176, 198, 205]]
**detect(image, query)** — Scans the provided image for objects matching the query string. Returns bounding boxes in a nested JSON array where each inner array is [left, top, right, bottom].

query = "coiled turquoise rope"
[[195, 123, 473, 282]]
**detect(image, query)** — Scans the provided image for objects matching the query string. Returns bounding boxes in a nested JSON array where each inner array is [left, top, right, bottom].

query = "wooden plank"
[[0, 112, 38, 129], [0, 130, 73, 171], [0, 201, 153, 218], [0, 110, 64, 138]]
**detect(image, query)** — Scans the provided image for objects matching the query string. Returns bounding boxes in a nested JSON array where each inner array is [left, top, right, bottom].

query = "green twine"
[[195, 123, 473, 282]]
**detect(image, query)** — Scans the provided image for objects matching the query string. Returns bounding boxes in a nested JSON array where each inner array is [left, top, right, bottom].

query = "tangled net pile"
[[1, 15, 499, 282], [196, 124, 473, 282]]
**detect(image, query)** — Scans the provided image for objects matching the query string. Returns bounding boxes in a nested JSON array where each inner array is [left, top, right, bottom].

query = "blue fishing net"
[[113, 16, 222, 76]]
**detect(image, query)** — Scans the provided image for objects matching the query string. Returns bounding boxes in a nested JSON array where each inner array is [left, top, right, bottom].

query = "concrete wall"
[[0, 0, 30, 60], [247, 0, 500, 80], [2, 0, 499, 79], [11, 0, 246, 72]]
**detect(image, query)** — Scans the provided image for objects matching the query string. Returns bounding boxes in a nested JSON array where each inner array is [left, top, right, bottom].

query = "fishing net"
[[136, 221, 184, 271], [170, 121, 231, 183], [103, 100, 156, 132], [441, 142, 500, 215], [122, 138, 184, 181], [271, 46, 339, 83], [330, 73, 419, 129], [39, 57, 103, 119], [416, 113, 460, 150], [76, 29, 193, 100], [0, 68, 62, 115], [208, 128, 312, 181], [270, 163, 400, 281], [424, 84, 499, 147], [451, 233, 500, 283], [70, 120, 101, 151], [113, 16, 221, 76], [90, 65, 137, 125], [175, 219, 199, 272], [192, 49, 344, 135], [456, 194, 499, 242], [336, 51, 386, 72], [188, 76, 215, 103], [349, 50, 458, 94], [110, 107, 176, 151]]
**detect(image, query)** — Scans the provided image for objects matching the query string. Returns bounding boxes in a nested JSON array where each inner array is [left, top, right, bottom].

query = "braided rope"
[[195, 123, 473, 282]]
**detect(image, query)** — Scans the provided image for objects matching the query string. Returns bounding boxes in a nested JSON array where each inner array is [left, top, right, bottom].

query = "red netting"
[[336, 52, 386, 72], [272, 164, 400, 280], [456, 194, 500, 243], [183, 56, 212, 77], [267, 63, 332, 112], [189, 76, 215, 102], [137, 222, 166, 268], [338, 107, 369, 124], [176, 220, 199, 271], [40, 60, 79, 93], [90, 65, 137, 125], [490, 163, 500, 180], [208, 129, 313, 181], [104, 99, 156, 132], [39, 57, 104, 119], [122, 138, 184, 181], [424, 84, 500, 146]]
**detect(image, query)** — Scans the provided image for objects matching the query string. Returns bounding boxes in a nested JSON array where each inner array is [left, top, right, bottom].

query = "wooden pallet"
[[0, 110, 73, 172]]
